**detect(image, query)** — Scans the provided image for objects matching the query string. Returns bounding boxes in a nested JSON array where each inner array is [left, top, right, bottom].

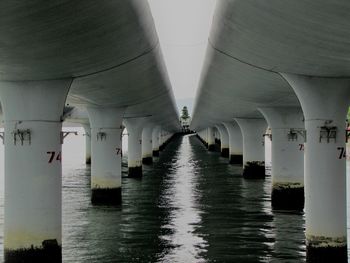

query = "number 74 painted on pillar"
[[337, 147, 347, 160], [47, 151, 62, 163], [116, 148, 122, 157]]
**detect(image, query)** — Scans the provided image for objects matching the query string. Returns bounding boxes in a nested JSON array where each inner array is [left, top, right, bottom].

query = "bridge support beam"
[[223, 122, 243, 164], [152, 126, 160, 157], [216, 124, 229, 157], [283, 74, 350, 263], [82, 123, 91, 164], [124, 117, 149, 177], [0, 79, 72, 262], [259, 107, 305, 211], [87, 107, 124, 206], [235, 118, 267, 179], [142, 125, 153, 165], [207, 127, 215, 151]]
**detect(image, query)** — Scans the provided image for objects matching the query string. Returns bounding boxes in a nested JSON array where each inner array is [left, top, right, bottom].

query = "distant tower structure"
[[180, 106, 191, 133]]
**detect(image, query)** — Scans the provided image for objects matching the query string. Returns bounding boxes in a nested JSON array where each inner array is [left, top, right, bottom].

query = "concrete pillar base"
[[142, 157, 153, 165], [91, 188, 122, 206], [5, 240, 61, 263], [208, 144, 215, 151], [282, 74, 350, 259], [207, 127, 215, 150], [88, 107, 124, 206], [306, 244, 347, 263], [153, 150, 159, 157], [271, 184, 304, 211], [243, 162, 265, 179], [229, 154, 243, 164], [221, 148, 229, 157], [82, 124, 92, 167], [129, 166, 142, 178]]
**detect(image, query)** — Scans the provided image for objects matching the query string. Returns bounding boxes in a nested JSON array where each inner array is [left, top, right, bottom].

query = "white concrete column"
[[160, 131, 169, 150], [142, 125, 153, 165], [215, 124, 229, 157], [223, 122, 243, 164], [235, 118, 267, 179], [283, 74, 350, 262], [87, 107, 124, 206], [124, 117, 149, 177], [82, 123, 91, 165], [0, 79, 71, 262], [204, 129, 209, 145], [207, 127, 215, 151], [259, 107, 305, 211], [264, 128, 272, 176], [152, 126, 161, 157], [214, 128, 219, 144], [159, 130, 166, 151]]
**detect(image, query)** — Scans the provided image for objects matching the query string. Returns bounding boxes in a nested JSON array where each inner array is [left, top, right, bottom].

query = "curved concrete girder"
[[0, 0, 157, 80], [0, 1, 180, 134], [210, 0, 350, 77], [68, 46, 170, 108], [190, 46, 300, 131]]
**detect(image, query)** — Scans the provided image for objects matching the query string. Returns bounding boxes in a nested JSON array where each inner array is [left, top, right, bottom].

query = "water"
[[0, 132, 350, 262]]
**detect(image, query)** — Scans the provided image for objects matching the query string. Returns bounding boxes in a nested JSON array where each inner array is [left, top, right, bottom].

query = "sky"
[[148, 0, 217, 114]]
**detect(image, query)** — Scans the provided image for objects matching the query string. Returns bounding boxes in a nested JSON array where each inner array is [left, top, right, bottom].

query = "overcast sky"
[[148, 0, 217, 104]]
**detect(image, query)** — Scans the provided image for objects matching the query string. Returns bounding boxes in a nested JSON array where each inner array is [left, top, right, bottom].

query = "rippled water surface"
[[1, 133, 350, 262]]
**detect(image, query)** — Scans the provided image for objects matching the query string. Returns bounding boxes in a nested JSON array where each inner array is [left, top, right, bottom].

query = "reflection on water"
[[158, 136, 207, 262], [2, 133, 350, 262]]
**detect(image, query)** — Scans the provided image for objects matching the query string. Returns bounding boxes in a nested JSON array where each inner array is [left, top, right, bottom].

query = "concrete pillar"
[[82, 123, 91, 164], [142, 125, 153, 165], [223, 122, 243, 164], [283, 74, 350, 262], [0, 79, 71, 262], [152, 126, 161, 157], [159, 130, 165, 151], [87, 107, 124, 206], [264, 128, 272, 176], [235, 118, 267, 179], [207, 127, 215, 151], [124, 117, 149, 177], [162, 131, 172, 149], [214, 128, 220, 145], [259, 107, 305, 211], [216, 124, 229, 157]]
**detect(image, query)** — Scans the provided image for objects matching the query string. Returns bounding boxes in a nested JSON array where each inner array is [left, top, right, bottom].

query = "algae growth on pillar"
[[235, 118, 267, 179], [124, 117, 150, 178], [0, 79, 72, 262], [216, 124, 229, 158], [207, 127, 215, 151], [82, 123, 91, 165], [223, 122, 243, 164], [142, 125, 154, 165], [88, 107, 124, 206], [259, 107, 305, 211], [283, 74, 350, 262]]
